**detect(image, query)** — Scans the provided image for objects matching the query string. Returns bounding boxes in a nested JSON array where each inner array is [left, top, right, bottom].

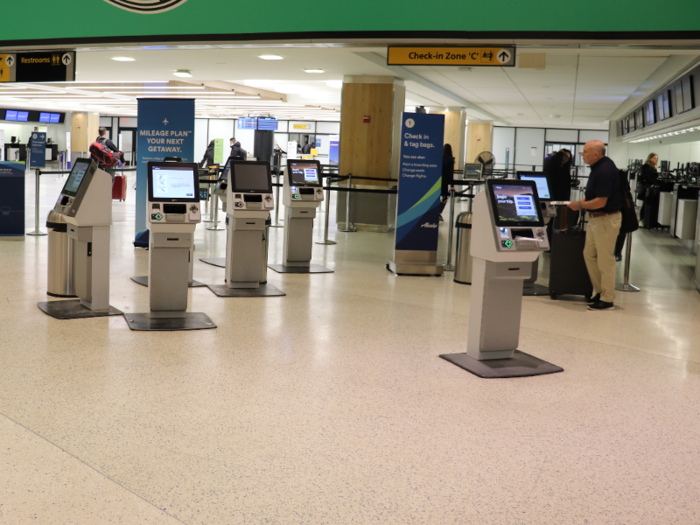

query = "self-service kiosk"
[[517, 172, 558, 296], [268, 159, 332, 274], [38, 159, 123, 319], [124, 162, 215, 331], [206, 160, 284, 297], [440, 180, 563, 378]]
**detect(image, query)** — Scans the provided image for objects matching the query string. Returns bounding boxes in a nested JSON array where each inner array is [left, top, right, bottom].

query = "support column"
[[337, 76, 405, 232], [466, 119, 493, 165], [70, 112, 99, 164]]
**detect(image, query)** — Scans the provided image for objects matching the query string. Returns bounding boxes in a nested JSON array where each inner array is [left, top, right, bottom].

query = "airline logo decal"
[[104, 0, 189, 14]]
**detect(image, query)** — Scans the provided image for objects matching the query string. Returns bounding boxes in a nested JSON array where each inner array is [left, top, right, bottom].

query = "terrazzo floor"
[[1, 168, 699, 524]]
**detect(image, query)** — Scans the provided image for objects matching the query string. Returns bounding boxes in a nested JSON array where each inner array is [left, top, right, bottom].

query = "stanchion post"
[[338, 173, 357, 233], [616, 232, 640, 292], [27, 169, 47, 237], [271, 169, 283, 228], [443, 188, 456, 271], [316, 174, 337, 245], [206, 192, 226, 231]]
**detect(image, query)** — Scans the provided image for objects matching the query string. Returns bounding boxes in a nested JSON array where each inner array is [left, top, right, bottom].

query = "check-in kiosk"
[[206, 160, 284, 297], [38, 158, 122, 319], [125, 162, 215, 331], [517, 172, 558, 296], [440, 180, 563, 378], [268, 159, 332, 274]]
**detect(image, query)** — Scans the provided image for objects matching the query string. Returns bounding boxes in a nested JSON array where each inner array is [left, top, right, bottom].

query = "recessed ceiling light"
[[173, 70, 193, 78], [304, 69, 325, 74], [112, 57, 135, 62], [259, 55, 283, 61]]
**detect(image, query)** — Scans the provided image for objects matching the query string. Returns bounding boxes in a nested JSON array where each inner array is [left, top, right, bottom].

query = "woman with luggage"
[[638, 153, 658, 227]]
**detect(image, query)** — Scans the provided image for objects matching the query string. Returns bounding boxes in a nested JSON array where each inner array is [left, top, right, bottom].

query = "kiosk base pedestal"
[[131, 276, 206, 288], [268, 264, 333, 274], [207, 283, 286, 297], [523, 283, 550, 296], [439, 351, 563, 379], [38, 300, 123, 320], [124, 312, 216, 331], [200, 257, 226, 268]]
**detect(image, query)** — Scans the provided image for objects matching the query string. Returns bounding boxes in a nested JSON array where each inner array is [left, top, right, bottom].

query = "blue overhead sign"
[[394, 112, 444, 252]]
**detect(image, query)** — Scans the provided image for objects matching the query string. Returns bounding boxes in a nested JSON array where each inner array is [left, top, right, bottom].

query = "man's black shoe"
[[588, 301, 614, 311], [587, 294, 601, 305]]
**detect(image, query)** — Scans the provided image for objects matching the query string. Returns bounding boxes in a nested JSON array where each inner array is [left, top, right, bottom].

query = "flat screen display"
[[257, 117, 278, 131], [230, 161, 272, 193], [5, 110, 18, 121], [49, 113, 61, 123], [17, 111, 28, 122], [645, 100, 656, 125], [39, 112, 51, 123], [237, 117, 257, 130], [487, 180, 544, 227], [148, 162, 199, 202], [219, 157, 232, 181], [62, 159, 93, 197], [517, 172, 551, 200], [287, 160, 321, 186]]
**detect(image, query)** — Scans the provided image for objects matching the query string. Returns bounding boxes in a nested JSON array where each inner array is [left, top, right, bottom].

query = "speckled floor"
[[1, 169, 699, 524]]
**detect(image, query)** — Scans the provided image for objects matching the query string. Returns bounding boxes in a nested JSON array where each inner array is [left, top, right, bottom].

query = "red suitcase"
[[112, 174, 127, 201]]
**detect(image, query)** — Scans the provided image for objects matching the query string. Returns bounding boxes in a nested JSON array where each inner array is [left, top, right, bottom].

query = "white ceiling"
[[0, 44, 698, 128]]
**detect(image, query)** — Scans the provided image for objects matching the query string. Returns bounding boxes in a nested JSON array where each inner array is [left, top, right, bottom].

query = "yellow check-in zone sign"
[[0, 55, 11, 81], [387, 47, 514, 67]]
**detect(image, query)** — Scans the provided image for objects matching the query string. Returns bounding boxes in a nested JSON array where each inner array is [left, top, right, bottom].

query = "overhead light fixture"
[[173, 70, 193, 78], [304, 69, 325, 74], [259, 55, 283, 61], [112, 57, 135, 62]]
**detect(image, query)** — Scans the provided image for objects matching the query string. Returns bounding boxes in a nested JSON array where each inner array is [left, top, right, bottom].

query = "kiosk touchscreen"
[[125, 162, 215, 331], [439, 179, 562, 378], [38, 158, 122, 319], [269, 159, 331, 274], [206, 160, 284, 297]]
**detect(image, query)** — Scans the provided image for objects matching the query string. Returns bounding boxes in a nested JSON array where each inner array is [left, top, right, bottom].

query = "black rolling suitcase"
[[548, 210, 593, 300], [643, 186, 661, 229]]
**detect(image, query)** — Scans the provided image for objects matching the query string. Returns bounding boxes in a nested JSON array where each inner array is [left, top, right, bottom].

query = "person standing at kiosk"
[[568, 140, 622, 311]]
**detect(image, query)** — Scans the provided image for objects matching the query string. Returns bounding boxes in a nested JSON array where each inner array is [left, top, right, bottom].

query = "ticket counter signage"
[[387, 47, 515, 67]]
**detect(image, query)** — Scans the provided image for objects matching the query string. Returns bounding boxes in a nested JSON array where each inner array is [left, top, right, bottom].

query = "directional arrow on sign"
[[6, 56, 14, 67], [497, 50, 512, 64], [62, 53, 72, 66]]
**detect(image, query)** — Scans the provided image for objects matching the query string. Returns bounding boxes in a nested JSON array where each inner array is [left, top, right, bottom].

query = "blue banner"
[[30, 132, 46, 168], [0, 162, 25, 236], [394, 112, 444, 251], [135, 99, 195, 239]]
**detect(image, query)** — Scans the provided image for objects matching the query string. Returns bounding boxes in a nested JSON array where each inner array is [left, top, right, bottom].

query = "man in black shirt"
[[568, 140, 622, 311]]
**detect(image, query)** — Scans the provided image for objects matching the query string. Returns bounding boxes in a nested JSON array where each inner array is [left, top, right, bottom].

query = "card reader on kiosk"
[[206, 160, 284, 297], [268, 159, 332, 274], [439, 179, 563, 378], [125, 162, 215, 331], [38, 158, 122, 319]]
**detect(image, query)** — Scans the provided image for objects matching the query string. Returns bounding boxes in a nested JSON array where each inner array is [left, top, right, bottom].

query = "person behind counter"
[[636, 152, 658, 219], [438, 143, 455, 220]]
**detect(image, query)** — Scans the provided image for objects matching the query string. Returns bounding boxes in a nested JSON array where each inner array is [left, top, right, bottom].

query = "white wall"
[[492, 127, 515, 169], [194, 119, 209, 163], [514, 128, 546, 171]]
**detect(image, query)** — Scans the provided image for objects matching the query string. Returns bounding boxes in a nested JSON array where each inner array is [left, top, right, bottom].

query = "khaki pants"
[[584, 212, 621, 303]]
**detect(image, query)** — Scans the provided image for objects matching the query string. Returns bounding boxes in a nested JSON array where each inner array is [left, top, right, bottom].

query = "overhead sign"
[[0, 51, 75, 83], [387, 47, 515, 67], [293, 123, 312, 130]]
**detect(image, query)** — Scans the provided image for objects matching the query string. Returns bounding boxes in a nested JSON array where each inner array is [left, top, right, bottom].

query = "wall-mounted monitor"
[[61, 158, 96, 197], [49, 113, 61, 123], [682, 76, 694, 112], [257, 117, 278, 131], [148, 162, 199, 203], [39, 112, 51, 123], [16, 111, 28, 122], [237, 117, 257, 130], [516, 171, 551, 201], [645, 100, 656, 126], [287, 159, 322, 186], [487, 179, 544, 227], [635, 108, 644, 130], [657, 91, 672, 120], [5, 110, 18, 121], [674, 82, 684, 114], [229, 161, 272, 193]]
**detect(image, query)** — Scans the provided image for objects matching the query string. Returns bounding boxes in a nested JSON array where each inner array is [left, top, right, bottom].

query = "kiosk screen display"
[[148, 162, 199, 202], [219, 157, 232, 181], [487, 180, 544, 227], [517, 172, 550, 200], [287, 160, 321, 186], [230, 161, 272, 193], [62, 159, 93, 197]]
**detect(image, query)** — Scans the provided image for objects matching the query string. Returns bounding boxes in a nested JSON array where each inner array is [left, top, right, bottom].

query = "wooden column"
[[71, 112, 99, 155], [433, 108, 466, 167], [466, 121, 493, 164]]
